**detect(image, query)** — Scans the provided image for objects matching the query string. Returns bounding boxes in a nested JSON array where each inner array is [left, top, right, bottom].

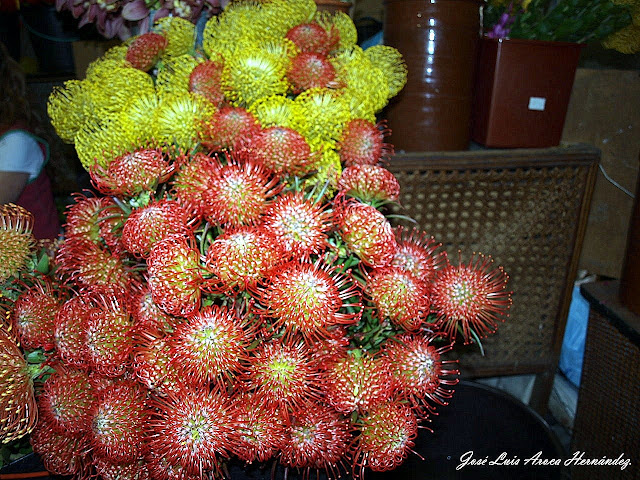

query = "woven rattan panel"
[[571, 286, 640, 480], [388, 147, 599, 377]]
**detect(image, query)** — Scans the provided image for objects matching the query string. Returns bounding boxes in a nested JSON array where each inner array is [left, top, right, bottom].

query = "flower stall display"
[[1, 1, 512, 478]]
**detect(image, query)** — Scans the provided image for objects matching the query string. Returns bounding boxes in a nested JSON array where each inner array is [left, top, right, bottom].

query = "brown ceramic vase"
[[383, 0, 483, 152]]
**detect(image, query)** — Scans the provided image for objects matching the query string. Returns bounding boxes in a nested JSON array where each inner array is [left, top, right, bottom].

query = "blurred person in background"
[[0, 41, 61, 240]]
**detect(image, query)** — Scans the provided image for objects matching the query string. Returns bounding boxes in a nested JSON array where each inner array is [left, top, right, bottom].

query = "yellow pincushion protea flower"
[[100, 44, 128, 62], [315, 11, 357, 51], [271, 0, 317, 26], [117, 91, 160, 146], [155, 92, 216, 147], [365, 45, 408, 99], [249, 95, 308, 132], [295, 88, 351, 150], [154, 16, 196, 57], [0, 204, 35, 284], [0, 329, 37, 445], [85, 55, 129, 80], [332, 46, 389, 114], [47, 79, 87, 144], [262, 38, 300, 64], [203, 4, 266, 57], [156, 54, 202, 98], [82, 62, 156, 121], [222, 44, 290, 106], [74, 117, 137, 169]]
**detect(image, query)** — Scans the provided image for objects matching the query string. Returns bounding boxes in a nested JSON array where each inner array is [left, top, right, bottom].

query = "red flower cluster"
[[3, 22, 510, 480]]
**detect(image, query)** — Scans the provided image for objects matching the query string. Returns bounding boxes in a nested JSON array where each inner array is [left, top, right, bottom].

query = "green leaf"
[[35, 252, 50, 275]]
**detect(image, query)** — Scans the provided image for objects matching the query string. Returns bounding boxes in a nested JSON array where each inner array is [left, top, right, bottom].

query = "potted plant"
[[472, 0, 635, 148]]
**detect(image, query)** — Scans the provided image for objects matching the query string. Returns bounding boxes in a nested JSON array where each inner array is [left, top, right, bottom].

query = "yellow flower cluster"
[[48, 0, 408, 176], [603, 0, 640, 53]]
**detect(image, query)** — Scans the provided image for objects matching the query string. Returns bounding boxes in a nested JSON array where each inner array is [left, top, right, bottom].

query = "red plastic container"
[[471, 37, 583, 148]]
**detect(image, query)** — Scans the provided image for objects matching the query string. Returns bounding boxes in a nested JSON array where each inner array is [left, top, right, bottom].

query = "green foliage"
[[0, 436, 32, 469], [485, 0, 633, 43]]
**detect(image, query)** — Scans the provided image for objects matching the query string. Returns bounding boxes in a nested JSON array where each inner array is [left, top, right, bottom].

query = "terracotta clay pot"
[[383, 0, 483, 152]]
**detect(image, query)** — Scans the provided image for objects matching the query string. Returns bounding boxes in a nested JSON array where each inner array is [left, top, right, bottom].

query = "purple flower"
[[487, 10, 516, 39]]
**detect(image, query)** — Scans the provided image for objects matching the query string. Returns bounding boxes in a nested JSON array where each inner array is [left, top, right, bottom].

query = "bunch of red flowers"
[[2, 120, 512, 479], [2, 6, 511, 478]]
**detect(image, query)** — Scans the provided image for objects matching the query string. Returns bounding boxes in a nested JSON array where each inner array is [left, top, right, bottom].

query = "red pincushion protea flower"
[[133, 333, 190, 396], [287, 52, 337, 93], [336, 199, 397, 268], [431, 253, 511, 344], [354, 400, 418, 475], [321, 351, 393, 414], [128, 284, 180, 335], [231, 392, 287, 464], [85, 290, 135, 377], [122, 198, 194, 258], [98, 200, 126, 254], [339, 119, 393, 167], [90, 380, 148, 464], [189, 59, 225, 107], [38, 366, 96, 434], [199, 106, 261, 152], [203, 156, 282, 227], [56, 236, 133, 290], [0, 329, 37, 443], [242, 340, 321, 417], [205, 226, 284, 292], [309, 326, 350, 364], [126, 32, 168, 71], [168, 305, 253, 387], [11, 279, 61, 351], [285, 22, 338, 55], [171, 152, 220, 217], [261, 192, 333, 260], [255, 259, 361, 341], [30, 416, 92, 477], [94, 457, 151, 480], [90, 147, 174, 198], [364, 266, 430, 331], [338, 164, 400, 203], [381, 334, 459, 411], [280, 403, 352, 475], [243, 126, 316, 176], [146, 387, 239, 477], [392, 226, 446, 284], [0, 203, 35, 283], [145, 447, 201, 480], [64, 194, 111, 244], [54, 294, 92, 368], [147, 234, 204, 317]]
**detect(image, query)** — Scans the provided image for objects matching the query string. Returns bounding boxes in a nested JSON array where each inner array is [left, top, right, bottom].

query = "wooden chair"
[[387, 144, 599, 415]]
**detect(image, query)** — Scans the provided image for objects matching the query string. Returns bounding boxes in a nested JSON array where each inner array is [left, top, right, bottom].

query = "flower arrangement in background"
[[1, 1, 512, 478], [54, 0, 226, 39], [484, 0, 639, 53]]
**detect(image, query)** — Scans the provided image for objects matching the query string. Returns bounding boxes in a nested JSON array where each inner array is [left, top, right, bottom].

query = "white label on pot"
[[528, 97, 546, 111]]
